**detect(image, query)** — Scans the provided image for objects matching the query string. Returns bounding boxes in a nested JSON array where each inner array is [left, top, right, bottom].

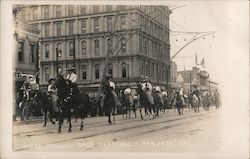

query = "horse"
[[121, 89, 137, 118], [192, 94, 200, 112], [55, 75, 83, 133], [202, 93, 211, 111], [152, 90, 164, 117], [175, 91, 184, 115], [33, 91, 57, 126], [102, 90, 116, 125], [136, 83, 155, 120]]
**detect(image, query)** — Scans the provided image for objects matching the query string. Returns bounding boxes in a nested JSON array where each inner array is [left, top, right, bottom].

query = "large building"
[[13, 7, 40, 78], [20, 5, 172, 94]]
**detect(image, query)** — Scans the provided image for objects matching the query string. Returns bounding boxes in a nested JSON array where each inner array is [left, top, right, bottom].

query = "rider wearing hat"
[[66, 66, 77, 84], [102, 73, 122, 108], [48, 78, 58, 112]]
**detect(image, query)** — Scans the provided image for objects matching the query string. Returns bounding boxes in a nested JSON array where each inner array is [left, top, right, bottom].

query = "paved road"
[[14, 107, 222, 153]]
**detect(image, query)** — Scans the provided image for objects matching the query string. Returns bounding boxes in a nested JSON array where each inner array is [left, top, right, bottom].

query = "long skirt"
[[145, 91, 155, 105]]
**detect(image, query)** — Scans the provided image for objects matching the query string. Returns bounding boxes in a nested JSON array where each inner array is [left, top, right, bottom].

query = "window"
[[93, 18, 99, 33], [68, 21, 74, 35], [140, 62, 144, 76], [120, 37, 126, 53], [18, 42, 24, 62], [81, 40, 87, 55], [57, 43, 62, 57], [45, 44, 50, 58], [93, 5, 99, 13], [44, 23, 50, 37], [33, 7, 38, 20], [30, 44, 35, 63], [44, 6, 49, 19], [95, 64, 100, 79], [56, 5, 62, 17], [82, 65, 87, 80], [107, 17, 112, 32], [68, 5, 74, 16], [21, 10, 26, 21], [106, 5, 112, 12], [94, 39, 99, 55], [120, 15, 126, 29], [69, 42, 74, 56], [107, 38, 112, 55], [81, 19, 87, 34], [56, 22, 61, 36], [108, 63, 113, 78], [146, 63, 149, 77], [121, 63, 127, 78], [80, 6, 86, 14], [118, 5, 126, 10], [144, 39, 148, 55], [45, 67, 50, 82]]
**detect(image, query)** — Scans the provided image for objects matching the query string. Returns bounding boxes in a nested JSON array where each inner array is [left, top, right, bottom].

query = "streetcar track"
[[15, 110, 218, 151], [14, 110, 180, 135]]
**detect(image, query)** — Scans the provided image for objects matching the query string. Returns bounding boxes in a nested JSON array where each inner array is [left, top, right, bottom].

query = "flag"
[[200, 58, 205, 67], [195, 53, 198, 65]]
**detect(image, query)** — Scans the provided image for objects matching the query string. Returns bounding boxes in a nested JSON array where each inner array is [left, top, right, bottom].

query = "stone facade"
[[20, 5, 171, 93]]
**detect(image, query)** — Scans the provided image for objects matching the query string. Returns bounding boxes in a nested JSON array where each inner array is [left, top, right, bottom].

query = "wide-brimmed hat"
[[105, 74, 112, 79], [142, 77, 149, 83], [67, 66, 75, 71], [48, 78, 55, 84]]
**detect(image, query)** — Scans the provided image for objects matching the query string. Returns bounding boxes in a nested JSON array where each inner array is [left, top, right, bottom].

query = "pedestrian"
[[48, 78, 58, 112]]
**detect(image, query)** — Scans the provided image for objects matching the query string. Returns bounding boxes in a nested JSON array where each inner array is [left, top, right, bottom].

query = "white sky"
[[167, 1, 249, 83]]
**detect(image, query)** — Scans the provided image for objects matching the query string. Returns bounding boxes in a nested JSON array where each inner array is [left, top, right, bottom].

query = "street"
[[14, 107, 222, 153]]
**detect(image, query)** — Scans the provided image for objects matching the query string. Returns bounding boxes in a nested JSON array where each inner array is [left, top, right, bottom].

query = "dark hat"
[[48, 78, 55, 84], [106, 74, 112, 79], [143, 77, 149, 83], [67, 66, 75, 71]]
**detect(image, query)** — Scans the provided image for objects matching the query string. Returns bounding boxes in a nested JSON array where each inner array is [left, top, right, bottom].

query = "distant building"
[[170, 61, 177, 88], [13, 7, 40, 78], [19, 5, 172, 94], [177, 66, 210, 94]]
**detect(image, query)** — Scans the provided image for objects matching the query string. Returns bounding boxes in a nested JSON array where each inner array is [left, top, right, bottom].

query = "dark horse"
[[102, 80, 120, 125], [136, 83, 154, 120], [152, 91, 164, 117], [34, 91, 57, 126], [121, 90, 137, 118], [55, 75, 83, 133]]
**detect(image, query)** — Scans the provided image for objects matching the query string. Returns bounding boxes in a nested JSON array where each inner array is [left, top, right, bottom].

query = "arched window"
[[144, 39, 148, 55], [121, 63, 127, 78], [82, 65, 87, 80], [57, 43, 62, 57], [94, 39, 99, 55], [69, 42, 74, 56], [107, 38, 112, 55], [108, 63, 113, 78], [45, 44, 50, 58], [120, 37, 126, 53], [45, 67, 50, 82], [95, 64, 100, 79], [145, 63, 149, 77], [81, 40, 87, 56]]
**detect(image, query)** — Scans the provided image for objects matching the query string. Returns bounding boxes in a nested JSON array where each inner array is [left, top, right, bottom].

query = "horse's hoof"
[[57, 130, 61, 133], [43, 124, 46, 127], [52, 121, 55, 124], [68, 129, 72, 133]]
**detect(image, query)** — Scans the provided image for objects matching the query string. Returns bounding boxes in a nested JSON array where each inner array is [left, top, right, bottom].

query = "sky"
[[166, 1, 248, 83]]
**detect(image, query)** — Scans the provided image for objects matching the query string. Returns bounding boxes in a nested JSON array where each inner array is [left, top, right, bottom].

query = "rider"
[[103, 73, 122, 108], [20, 76, 31, 101], [66, 66, 80, 99], [48, 78, 58, 112], [141, 77, 154, 105]]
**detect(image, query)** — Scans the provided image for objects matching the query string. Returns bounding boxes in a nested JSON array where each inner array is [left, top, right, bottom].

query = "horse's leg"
[[139, 105, 143, 120], [80, 115, 84, 130], [108, 113, 111, 124], [113, 106, 115, 124], [58, 112, 62, 133], [68, 112, 72, 132], [43, 110, 47, 127]]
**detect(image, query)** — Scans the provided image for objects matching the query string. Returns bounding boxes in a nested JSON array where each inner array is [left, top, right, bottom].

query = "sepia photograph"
[[0, 0, 249, 159]]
